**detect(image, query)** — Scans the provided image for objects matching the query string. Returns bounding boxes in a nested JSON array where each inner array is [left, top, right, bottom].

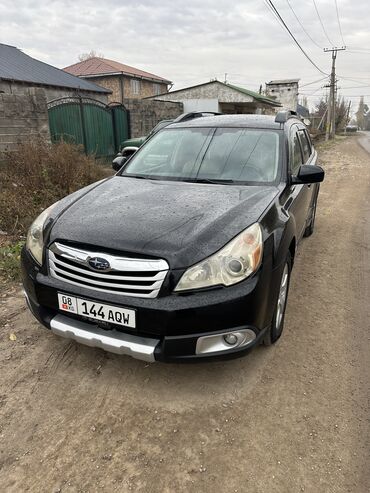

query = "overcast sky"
[[1, 0, 370, 111]]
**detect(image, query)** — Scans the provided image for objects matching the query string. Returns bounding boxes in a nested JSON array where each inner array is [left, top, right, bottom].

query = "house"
[[265, 79, 299, 111], [0, 43, 112, 153], [0, 43, 110, 103], [63, 57, 172, 102], [148, 80, 281, 114]]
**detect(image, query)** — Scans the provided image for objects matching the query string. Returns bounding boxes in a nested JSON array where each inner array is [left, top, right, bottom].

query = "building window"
[[153, 83, 162, 95], [131, 79, 141, 95]]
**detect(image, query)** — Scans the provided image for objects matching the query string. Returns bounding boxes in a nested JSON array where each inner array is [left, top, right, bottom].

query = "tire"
[[264, 253, 292, 346], [303, 187, 319, 237]]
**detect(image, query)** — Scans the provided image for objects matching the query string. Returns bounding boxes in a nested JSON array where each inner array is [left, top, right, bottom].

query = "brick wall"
[[82, 75, 168, 102], [84, 76, 121, 102], [122, 99, 183, 137], [0, 88, 50, 153], [123, 78, 168, 99]]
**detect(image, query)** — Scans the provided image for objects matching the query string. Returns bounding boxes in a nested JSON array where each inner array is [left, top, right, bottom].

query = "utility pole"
[[324, 47, 346, 140]]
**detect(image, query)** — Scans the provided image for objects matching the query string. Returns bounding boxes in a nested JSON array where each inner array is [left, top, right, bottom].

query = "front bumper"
[[21, 247, 280, 362]]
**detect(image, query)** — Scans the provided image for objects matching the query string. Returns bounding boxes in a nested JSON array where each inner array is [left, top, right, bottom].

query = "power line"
[[338, 76, 370, 84], [346, 50, 370, 55], [347, 47, 370, 52], [285, 0, 323, 50], [334, 0, 346, 46], [312, 0, 335, 47], [300, 77, 328, 87], [264, 0, 328, 75]]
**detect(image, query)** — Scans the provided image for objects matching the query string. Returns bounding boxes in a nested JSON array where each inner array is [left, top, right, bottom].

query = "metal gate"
[[47, 97, 129, 158]]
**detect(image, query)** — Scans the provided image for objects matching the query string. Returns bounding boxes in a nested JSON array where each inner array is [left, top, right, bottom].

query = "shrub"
[[0, 139, 112, 236]]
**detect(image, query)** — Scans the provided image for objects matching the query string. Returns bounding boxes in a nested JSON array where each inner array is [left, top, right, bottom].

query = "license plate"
[[57, 293, 136, 328]]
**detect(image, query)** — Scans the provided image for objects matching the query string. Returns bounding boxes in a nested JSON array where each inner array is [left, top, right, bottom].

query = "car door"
[[297, 127, 318, 224], [286, 125, 311, 240]]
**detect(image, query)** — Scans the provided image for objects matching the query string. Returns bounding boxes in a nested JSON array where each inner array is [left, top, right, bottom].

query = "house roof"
[[225, 83, 281, 106], [0, 43, 110, 93], [63, 57, 171, 84], [151, 80, 281, 107], [266, 79, 300, 85]]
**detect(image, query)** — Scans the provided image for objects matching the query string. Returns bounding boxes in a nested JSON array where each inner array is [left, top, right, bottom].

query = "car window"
[[197, 129, 279, 182], [299, 130, 311, 163], [122, 127, 280, 184], [291, 131, 303, 175]]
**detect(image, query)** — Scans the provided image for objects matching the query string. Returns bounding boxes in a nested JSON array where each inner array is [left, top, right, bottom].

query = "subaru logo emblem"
[[88, 257, 111, 271]]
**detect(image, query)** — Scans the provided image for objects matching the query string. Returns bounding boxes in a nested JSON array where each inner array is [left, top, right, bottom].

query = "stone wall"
[[82, 75, 168, 103], [154, 82, 254, 104], [123, 78, 168, 100], [0, 80, 109, 104], [123, 98, 183, 137], [0, 88, 50, 153]]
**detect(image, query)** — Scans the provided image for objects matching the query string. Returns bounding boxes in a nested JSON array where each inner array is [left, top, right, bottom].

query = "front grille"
[[48, 242, 169, 298]]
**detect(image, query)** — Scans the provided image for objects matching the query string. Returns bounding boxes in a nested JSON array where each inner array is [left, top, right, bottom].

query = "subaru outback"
[[22, 111, 324, 362]]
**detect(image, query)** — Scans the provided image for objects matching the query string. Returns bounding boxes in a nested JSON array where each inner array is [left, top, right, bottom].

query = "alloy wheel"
[[275, 263, 289, 331]]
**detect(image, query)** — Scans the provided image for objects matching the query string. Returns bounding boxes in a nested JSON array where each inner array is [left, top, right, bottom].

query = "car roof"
[[168, 114, 302, 130]]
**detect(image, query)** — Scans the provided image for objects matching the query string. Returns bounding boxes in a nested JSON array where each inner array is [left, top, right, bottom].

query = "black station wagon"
[[22, 111, 324, 362]]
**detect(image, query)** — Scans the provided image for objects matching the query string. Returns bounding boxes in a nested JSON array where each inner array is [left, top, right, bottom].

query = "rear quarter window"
[[299, 130, 312, 163]]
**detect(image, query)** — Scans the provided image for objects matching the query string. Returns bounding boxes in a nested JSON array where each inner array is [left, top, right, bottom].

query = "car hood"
[[49, 177, 279, 269]]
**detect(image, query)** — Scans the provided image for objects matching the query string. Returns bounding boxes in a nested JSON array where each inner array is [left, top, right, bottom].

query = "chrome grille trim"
[[48, 242, 169, 298]]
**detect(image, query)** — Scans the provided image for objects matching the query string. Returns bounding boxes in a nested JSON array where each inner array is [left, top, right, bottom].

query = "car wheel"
[[264, 253, 292, 346], [303, 188, 319, 237]]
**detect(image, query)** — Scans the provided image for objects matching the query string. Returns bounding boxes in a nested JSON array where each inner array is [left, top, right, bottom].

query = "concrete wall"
[[0, 88, 50, 153], [154, 82, 254, 104], [0, 80, 109, 104], [265, 82, 298, 111], [83, 75, 168, 103], [182, 98, 220, 112], [122, 98, 183, 137]]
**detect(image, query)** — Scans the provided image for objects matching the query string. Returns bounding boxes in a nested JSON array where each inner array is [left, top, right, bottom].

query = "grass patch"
[[0, 240, 24, 282]]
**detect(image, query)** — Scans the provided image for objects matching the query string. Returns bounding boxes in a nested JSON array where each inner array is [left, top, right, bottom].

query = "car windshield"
[[121, 127, 280, 184]]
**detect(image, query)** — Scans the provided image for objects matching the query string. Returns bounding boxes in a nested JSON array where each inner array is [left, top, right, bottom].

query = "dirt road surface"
[[0, 135, 369, 493]]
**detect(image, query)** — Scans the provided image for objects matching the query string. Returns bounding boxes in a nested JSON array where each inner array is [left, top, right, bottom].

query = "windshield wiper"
[[192, 178, 236, 184], [122, 175, 236, 184], [122, 174, 163, 180]]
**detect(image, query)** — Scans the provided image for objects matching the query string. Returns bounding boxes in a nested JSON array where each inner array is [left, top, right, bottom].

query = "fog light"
[[196, 329, 257, 355], [223, 333, 238, 345]]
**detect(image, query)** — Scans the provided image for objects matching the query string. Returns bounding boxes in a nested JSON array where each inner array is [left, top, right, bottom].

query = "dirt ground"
[[0, 134, 369, 493]]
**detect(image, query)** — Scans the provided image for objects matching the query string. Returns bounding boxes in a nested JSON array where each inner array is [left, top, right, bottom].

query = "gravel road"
[[0, 135, 369, 493]]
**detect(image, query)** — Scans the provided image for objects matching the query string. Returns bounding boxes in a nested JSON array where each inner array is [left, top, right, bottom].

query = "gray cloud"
[[1, 0, 370, 110]]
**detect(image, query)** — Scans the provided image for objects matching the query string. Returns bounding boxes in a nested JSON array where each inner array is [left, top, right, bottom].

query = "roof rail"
[[274, 110, 300, 124], [173, 111, 222, 123]]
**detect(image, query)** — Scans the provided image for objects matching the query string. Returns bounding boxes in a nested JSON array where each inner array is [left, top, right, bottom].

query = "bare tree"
[[78, 50, 104, 61], [355, 96, 369, 130], [312, 96, 350, 132]]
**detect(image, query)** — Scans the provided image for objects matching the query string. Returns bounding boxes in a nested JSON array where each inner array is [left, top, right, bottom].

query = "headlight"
[[26, 202, 59, 265], [174, 223, 263, 292]]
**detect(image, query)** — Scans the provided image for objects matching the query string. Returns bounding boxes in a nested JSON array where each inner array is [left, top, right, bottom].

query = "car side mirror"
[[292, 164, 325, 184], [112, 155, 127, 171]]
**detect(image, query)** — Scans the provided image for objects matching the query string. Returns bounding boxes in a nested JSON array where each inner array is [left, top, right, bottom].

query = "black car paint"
[[48, 177, 280, 270], [22, 114, 323, 362]]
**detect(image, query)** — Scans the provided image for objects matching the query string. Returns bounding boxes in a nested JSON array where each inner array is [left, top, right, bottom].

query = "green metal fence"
[[47, 97, 129, 158]]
